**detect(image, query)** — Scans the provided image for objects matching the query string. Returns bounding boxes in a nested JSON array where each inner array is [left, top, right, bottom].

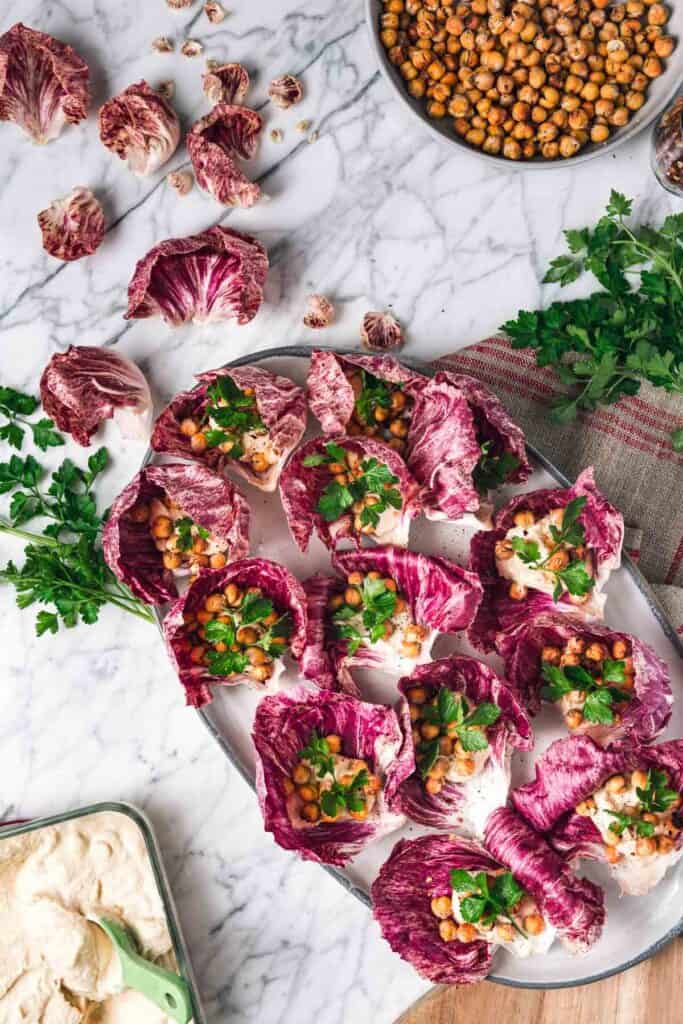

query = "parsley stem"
[[0, 520, 59, 546]]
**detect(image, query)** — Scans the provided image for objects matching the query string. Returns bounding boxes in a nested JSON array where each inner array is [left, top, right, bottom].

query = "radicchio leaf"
[[498, 612, 672, 747], [202, 62, 250, 105], [98, 80, 180, 176], [0, 23, 89, 144], [187, 103, 262, 207], [279, 435, 421, 553], [103, 462, 250, 605], [394, 656, 532, 833], [151, 365, 306, 493], [468, 468, 624, 652], [37, 187, 105, 262], [124, 227, 268, 326], [253, 686, 413, 866], [268, 74, 303, 109], [303, 295, 334, 329], [39, 345, 152, 447], [163, 558, 308, 706], [360, 311, 403, 352]]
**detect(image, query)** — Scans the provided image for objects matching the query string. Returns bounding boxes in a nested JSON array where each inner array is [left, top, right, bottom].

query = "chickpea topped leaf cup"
[[306, 351, 530, 523], [103, 462, 250, 605], [371, 809, 605, 985], [151, 365, 307, 492], [300, 546, 483, 694], [253, 686, 414, 866], [279, 435, 422, 552], [469, 467, 623, 652], [394, 656, 532, 834], [162, 557, 308, 706], [499, 612, 672, 748], [512, 735, 683, 895]]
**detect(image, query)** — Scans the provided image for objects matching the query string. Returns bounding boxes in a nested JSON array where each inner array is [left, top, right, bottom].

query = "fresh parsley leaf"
[[318, 481, 354, 522], [472, 442, 520, 495], [450, 869, 477, 892], [206, 648, 249, 676], [636, 769, 679, 814], [449, 869, 527, 931], [203, 619, 236, 646], [606, 810, 654, 838], [511, 536, 541, 563], [602, 659, 626, 683], [354, 370, 393, 425], [303, 453, 327, 467], [672, 428, 683, 452], [556, 559, 595, 598], [299, 730, 335, 778], [465, 703, 502, 728], [457, 727, 490, 752], [583, 688, 615, 724], [418, 739, 439, 778], [240, 592, 274, 625], [460, 896, 488, 923]]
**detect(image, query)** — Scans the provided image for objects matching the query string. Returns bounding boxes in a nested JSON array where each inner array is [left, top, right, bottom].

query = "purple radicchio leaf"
[[124, 226, 268, 327], [202, 63, 250, 105], [187, 103, 262, 207], [0, 23, 89, 144], [162, 558, 308, 707], [393, 656, 532, 833], [468, 467, 624, 652], [498, 611, 672, 747], [151, 365, 306, 493], [37, 187, 105, 262], [98, 80, 180, 176], [279, 435, 421, 553], [484, 806, 605, 954], [253, 686, 414, 866], [102, 462, 250, 605], [39, 345, 152, 447]]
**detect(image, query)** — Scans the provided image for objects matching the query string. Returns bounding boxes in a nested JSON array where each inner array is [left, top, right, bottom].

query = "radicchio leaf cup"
[[103, 463, 250, 605], [468, 467, 624, 652], [0, 23, 89, 144], [394, 656, 532, 834], [98, 80, 180, 176], [151, 365, 307, 492], [511, 735, 683, 895], [124, 227, 268, 326], [253, 686, 413, 866], [187, 103, 262, 207], [40, 345, 153, 446], [162, 558, 308, 707], [371, 809, 604, 984], [300, 547, 483, 694], [498, 612, 672, 748], [279, 435, 421, 552]]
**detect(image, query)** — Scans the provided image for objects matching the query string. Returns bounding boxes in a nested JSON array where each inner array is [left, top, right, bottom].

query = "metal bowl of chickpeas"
[[367, 0, 683, 166]]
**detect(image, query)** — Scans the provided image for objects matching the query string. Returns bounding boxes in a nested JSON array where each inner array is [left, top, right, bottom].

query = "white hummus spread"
[[0, 812, 184, 1024]]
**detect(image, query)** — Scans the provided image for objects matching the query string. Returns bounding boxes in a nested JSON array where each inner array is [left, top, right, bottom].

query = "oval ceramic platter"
[[147, 345, 683, 990]]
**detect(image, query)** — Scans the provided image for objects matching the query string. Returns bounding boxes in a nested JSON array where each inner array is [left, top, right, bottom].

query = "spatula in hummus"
[[94, 916, 193, 1023]]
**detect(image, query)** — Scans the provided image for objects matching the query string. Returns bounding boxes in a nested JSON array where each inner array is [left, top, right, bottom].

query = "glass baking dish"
[[0, 800, 206, 1024]]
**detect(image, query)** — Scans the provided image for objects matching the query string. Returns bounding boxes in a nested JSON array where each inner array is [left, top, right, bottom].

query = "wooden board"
[[398, 938, 683, 1024]]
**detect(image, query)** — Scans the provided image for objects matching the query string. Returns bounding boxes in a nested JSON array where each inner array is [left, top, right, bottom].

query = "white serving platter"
[[148, 346, 683, 990]]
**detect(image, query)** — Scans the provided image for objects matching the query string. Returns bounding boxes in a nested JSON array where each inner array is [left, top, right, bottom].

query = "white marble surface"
[[0, 1, 680, 1022]]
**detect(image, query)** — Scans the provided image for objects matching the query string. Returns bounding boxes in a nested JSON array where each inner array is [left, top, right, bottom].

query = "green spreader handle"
[[95, 916, 193, 1024]]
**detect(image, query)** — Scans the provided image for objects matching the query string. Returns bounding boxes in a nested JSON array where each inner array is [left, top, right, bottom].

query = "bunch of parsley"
[[501, 192, 683, 449], [0, 385, 155, 634]]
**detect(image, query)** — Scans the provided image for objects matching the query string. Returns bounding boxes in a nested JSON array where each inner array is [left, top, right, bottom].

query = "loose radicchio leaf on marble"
[[163, 559, 308, 707], [306, 349, 425, 435], [468, 467, 624, 653], [39, 345, 152, 447], [279, 434, 422, 553], [360, 311, 403, 352], [253, 686, 413, 866], [394, 656, 532, 833], [268, 74, 303, 109], [102, 462, 250, 605], [300, 549, 483, 695], [98, 80, 180, 177], [407, 370, 531, 523], [37, 187, 105, 262], [152, 37, 174, 54], [371, 834, 497, 984], [187, 103, 262, 207], [0, 23, 90, 144], [202, 63, 249, 105], [181, 40, 204, 58], [498, 612, 672, 746], [484, 807, 605, 954], [166, 170, 193, 195], [151, 364, 306, 493], [124, 226, 268, 326], [204, 2, 227, 24], [303, 294, 334, 329]]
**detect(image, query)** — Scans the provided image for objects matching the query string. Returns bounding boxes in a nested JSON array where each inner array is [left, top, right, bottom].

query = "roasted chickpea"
[[541, 139, 560, 157], [559, 133, 580, 156]]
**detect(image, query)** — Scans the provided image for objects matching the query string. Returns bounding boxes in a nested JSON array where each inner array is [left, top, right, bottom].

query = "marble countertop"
[[0, 1, 679, 1022]]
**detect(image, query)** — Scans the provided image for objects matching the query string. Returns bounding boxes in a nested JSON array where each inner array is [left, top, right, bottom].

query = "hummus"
[[0, 811, 185, 1024]]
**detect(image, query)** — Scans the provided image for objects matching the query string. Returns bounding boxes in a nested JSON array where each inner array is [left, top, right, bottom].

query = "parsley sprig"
[[299, 730, 336, 778], [541, 661, 630, 725], [606, 810, 654, 839], [354, 370, 393, 425], [173, 516, 209, 552], [501, 192, 683, 447], [636, 769, 679, 814], [0, 386, 64, 452], [472, 441, 520, 496], [418, 688, 501, 777], [332, 575, 398, 655], [509, 496, 594, 601], [203, 376, 265, 454], [202, 597, 292, 675], [304, 443, 403, 527], [450, 869, 526, 934], [320, 769, 369, 818]]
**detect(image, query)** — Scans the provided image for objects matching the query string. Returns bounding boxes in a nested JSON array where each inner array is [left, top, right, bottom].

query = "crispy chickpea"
[[449, 93, 471, 116], [508, 581, 528, 599], [537, 121, 559, 141], [647, 3, 669, 25], [180, 418, 199, 437], [539, 84, 560, 107], [439, 919, 459, 941], [643, 55, 662, 76], [604, 844, 621, 864], [524, 914, 545, 935], [482, 49, 505, 70], [610, 105, 630, 125], [466, 126, 487, 145], [654, 34, 674, 57], [483, 134, 503, 153], [591, 123, 610, 142], [658, 836, 675, 854], [325, 733, 342, 753], [606, 774, 626, 794], [566, 709, 584, 729], [512, 100, 531, 120], [426, 776, 443, 795], [625, 89, 645, 109], [431, 895, 454, 919], [636, 836, 657, 857], [302, 802, 320, 823], [407, 685, 428, 704]]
